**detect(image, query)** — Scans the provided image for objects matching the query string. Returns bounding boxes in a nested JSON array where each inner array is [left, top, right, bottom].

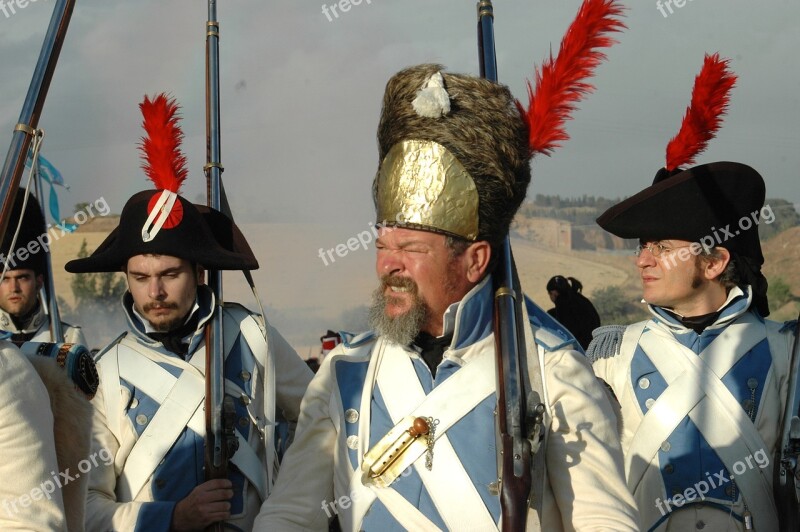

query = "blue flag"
[[24, 151, 78, 232]]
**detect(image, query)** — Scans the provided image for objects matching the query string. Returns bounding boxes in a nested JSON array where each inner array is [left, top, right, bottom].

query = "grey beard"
[[368, 287, 427, 346]]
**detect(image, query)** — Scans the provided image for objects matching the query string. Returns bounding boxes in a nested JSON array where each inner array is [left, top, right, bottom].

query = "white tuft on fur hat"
[[412, 71, 451, 118]]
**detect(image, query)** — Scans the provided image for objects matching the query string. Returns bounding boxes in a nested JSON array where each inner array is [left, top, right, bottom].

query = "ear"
[[702, 247, 731, 281], [464, 241, 492, 283], [196, 265, 206, 285], [36, 274, 45, 290]]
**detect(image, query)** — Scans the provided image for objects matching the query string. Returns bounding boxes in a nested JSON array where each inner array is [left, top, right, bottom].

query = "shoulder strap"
[[226, 307, 276, 490]]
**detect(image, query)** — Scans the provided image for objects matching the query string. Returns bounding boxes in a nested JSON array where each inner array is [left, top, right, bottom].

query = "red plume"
[[138, 93, 188, 192], [520, 0, 626, 156], [665, 54, 736, 171]]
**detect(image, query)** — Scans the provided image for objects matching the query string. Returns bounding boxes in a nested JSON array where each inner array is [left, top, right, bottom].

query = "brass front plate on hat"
[[376, 140, 479, 241]]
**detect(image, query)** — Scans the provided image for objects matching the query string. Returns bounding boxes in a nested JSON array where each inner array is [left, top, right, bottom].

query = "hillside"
[[762, 226, 800, 321], [48, 217, 799, 351]]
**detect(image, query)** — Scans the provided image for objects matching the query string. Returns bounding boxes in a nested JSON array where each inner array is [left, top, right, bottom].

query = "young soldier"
[[66, 95, 313, 531], [589, 55, 796, 531]]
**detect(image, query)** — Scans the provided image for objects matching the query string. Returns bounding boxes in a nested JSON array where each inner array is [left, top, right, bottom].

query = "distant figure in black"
[[546, 275, 601, 350]]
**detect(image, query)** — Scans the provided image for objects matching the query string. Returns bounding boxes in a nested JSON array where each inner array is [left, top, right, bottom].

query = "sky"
[[1, 0, 799, 346]]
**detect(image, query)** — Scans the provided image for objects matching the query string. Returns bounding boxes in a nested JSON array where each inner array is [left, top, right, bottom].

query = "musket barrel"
[[477, 0, 497, 81], [477, 2, 542, 529], [0, 0, 76, 239], [203, 8, 231, 528]]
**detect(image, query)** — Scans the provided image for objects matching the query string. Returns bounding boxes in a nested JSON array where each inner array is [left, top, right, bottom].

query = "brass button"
[[135, 414, 148, 426], [664, 464, 674, 474], [725, 485, 734, 496], [747, 378, 758, 389], [660, 441, 671, 453], [345, 409, 359, 423], [742, 399, 755, 411], [155, 478, 166, 489], [240, 371, 251, 381], [638, 377, 650, 390], [239, 417, 249, 427], [346, 435, 359, 450], [696, 521, 705, 530], [240, 394, 251, 406], [130, 397, 139, 409], [645, 398, 655, 410]]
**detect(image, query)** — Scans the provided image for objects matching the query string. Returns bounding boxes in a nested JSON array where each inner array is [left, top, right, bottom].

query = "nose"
[[636, 247, 657, 269], [148, 277, 166, 299], [376, 248, 404, 277]]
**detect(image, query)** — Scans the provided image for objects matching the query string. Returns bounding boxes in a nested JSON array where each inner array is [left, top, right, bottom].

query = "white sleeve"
[[0, 342, 67, 531]]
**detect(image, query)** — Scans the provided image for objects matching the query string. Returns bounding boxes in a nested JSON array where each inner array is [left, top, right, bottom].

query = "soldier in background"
[[0, 188, 86, 345]]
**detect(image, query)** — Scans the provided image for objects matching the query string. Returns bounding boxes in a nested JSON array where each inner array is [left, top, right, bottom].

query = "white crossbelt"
[[115, 340, 267, 501], [626, 314, 778, 530], [350, 336, 499, 531], [116, 344, 207, 501]]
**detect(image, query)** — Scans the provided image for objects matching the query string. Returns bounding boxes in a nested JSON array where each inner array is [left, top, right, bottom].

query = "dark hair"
[[567, 277, 583, 293], [700, 248, 740, 289], [546, 275, 571, 294]]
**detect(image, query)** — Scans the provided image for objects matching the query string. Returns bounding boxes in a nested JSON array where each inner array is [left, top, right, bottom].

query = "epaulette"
[[341, 330, 377, 349], [586, 325, 628, 363], [780, 319, 798, 335]]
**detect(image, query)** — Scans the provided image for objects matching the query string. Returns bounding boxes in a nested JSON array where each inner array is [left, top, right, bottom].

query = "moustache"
[[380, 275, 418, 293], [143, 302, 179, 312]]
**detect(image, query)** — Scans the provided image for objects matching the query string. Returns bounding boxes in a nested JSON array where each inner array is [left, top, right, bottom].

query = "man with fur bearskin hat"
[[254, 3, 641, 527], [66, 94, 313, 531], [1, 188, 86, 346], [589, 54, 797, 531]]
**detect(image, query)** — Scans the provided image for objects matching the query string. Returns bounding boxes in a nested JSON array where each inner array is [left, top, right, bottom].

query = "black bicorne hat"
[[597, 161, 765, 263], [65, 94, 257, 274], [64, 190, 257, 273], [596, 54, 770, 316], [1, 188, 48, 274]]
